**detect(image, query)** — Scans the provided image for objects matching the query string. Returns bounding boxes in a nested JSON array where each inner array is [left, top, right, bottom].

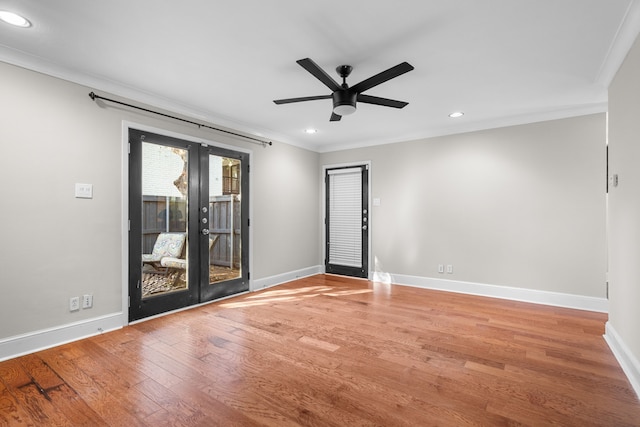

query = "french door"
[[129, 129, 249, 321], [325, 165, 369, 278]]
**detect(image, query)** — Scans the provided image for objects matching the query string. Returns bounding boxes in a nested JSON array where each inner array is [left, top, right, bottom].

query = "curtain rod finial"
[[89, 92, 96, 100]]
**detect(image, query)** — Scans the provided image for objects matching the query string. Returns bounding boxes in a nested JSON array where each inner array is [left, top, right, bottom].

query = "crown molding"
[[596, 0, 640, 87]]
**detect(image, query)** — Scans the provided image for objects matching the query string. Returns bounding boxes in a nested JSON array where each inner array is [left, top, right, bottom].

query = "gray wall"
[[0, 61, 320, 339], [0, 56, 623, 368], [320, 114, 607, 298], [608, 32, 640, 371]]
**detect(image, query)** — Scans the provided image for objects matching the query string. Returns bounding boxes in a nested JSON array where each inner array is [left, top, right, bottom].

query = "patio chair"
[[160, 235, 219, 282], [142, 232, 186, 272]]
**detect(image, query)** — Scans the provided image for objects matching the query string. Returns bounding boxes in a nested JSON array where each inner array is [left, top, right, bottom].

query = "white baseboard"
[[251, 265, 323, 291], [604, 322, 640, 400], [0, 313, 125, 362], [0, 265, 324, 362], [384, 273, 608, 313], [0, 270, 608, 363]]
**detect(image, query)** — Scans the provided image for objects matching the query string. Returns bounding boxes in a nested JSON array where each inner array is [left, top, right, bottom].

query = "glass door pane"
[[207, 155, 242, 284], [199, 146, 249, 302], [130, 128, 249, 320], [141, 142, 189, 298], [130, 129, 200, 321]]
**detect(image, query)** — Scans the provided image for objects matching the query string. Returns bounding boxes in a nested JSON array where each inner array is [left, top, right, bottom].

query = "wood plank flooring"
[[1, 274, 639, 426]]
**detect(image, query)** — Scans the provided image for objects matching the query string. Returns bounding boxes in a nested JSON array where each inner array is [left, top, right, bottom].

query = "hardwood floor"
[[1, 274, 639, 426]]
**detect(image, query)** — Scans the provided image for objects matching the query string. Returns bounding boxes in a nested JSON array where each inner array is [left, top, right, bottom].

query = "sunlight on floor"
[[219, 285, 374, 309]]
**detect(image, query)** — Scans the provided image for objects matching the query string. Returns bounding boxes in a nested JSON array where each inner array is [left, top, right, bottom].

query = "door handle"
[[201, 229, 210, 235], [362, 225, 367, 230]]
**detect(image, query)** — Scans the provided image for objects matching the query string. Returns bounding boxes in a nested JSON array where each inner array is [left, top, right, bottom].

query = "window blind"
[[328, 168, 362, 268]]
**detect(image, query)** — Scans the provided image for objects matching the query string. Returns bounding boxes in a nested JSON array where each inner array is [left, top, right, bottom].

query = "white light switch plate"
[[75, 183, 93, 199]]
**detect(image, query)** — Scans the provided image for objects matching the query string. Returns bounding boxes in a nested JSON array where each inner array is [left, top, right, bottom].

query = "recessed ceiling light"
[[449, 111, 464, 118], [304, 129, 317, 134], [0, 11, 31, 27]]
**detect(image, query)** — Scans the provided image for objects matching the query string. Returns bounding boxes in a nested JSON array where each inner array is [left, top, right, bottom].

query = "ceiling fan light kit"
[[333, 90, 357, 116], [274, 58, 414, 122]]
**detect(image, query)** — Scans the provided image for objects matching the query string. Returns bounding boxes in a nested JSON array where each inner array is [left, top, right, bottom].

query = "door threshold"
[[128, 290, 251, 325]]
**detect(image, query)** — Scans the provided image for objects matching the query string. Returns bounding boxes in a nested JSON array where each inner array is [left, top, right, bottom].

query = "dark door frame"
[[126, 125, 252, 322], [323, 162, 371, 279]]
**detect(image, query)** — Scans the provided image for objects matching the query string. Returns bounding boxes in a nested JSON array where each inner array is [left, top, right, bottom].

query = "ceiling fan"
[[273, 58, 414, 121]]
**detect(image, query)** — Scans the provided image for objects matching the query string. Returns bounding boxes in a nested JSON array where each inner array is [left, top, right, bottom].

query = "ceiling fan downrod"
[[336, 65, 353, 88]]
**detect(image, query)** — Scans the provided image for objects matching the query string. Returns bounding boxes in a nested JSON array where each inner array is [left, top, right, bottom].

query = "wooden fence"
[[209, 195, 241, 268], [141, 195, 240, 269]]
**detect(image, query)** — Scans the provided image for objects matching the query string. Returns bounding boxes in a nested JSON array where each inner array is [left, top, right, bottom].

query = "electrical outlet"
[[82, 294, 93, 309], [69, 296, 80, 312], [446, 265, 453, 274], [438, 264, 444, 274]]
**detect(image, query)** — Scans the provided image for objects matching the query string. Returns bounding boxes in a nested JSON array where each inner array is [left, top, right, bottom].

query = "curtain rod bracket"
[[88, 91, 272, 147]]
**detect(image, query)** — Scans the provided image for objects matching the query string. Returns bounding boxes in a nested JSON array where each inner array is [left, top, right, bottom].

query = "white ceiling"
[[1, 1, 640, 152]]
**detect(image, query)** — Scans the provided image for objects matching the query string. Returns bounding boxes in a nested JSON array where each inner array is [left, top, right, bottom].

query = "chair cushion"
[[141, 253, 162, 263], [150, 233, 186, 258], [160, 257, 187, 269]]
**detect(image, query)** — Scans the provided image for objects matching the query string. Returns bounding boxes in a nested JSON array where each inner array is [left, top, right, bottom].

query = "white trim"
[[0, 47, 615, 154], [0, 47, 285, 150], [321, 161, 372, 280], [251, 265, 323, 291], [315, 104, 608, 153], [382, 273, 608, 313], [0, 270, 617, 364], [0, 314, 124, 362], [0, 263, 317, 362], [596, 0, 640, 87], [122, 121, 254, 324], [121, 123, 130, 325], [604, 322, 640, 400]]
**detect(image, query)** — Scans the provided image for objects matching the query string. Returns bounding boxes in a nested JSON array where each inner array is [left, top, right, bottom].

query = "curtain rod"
[[88, 92, 272, 147]]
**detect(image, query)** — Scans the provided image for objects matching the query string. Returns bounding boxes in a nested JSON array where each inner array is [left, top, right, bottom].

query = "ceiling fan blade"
[[350, 62, 414, 94], [297, 58, 342, 92], [357, 94, 408, 109], [273, 94, 332, 105], [330, 112, 342, 122]]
